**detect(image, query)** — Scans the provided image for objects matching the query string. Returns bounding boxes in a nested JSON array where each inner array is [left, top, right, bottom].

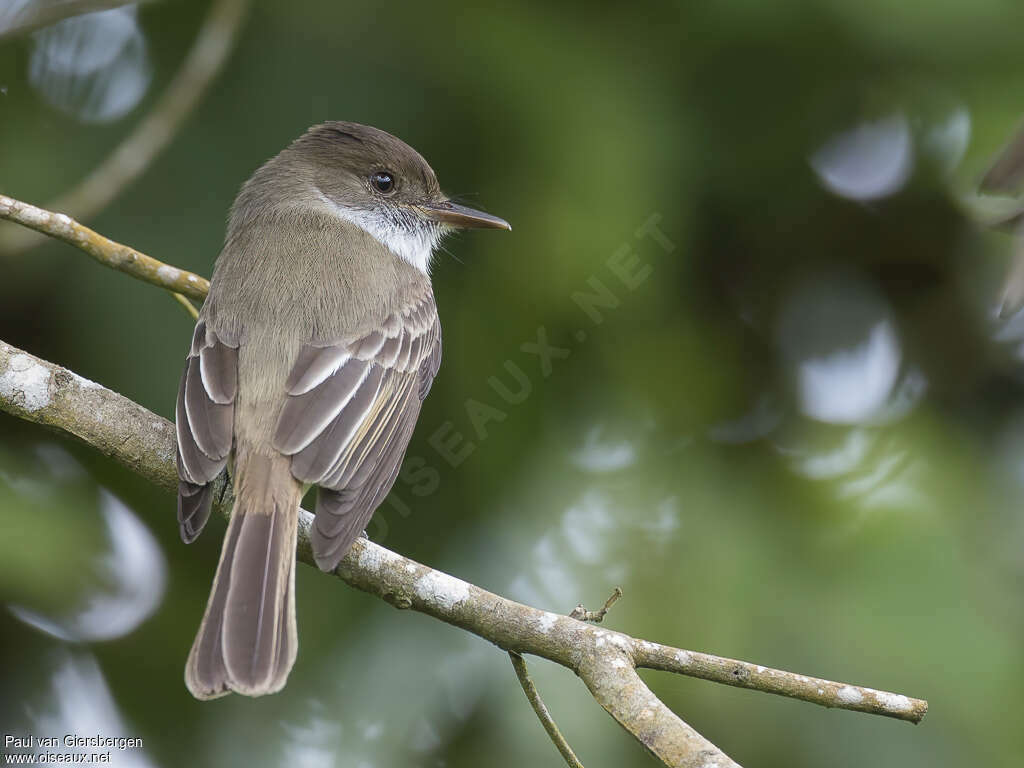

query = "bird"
[[174, 121, 509, 699]]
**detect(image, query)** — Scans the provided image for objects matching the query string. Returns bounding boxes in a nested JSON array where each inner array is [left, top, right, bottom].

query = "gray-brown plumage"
[[175, 121, 508, 699]]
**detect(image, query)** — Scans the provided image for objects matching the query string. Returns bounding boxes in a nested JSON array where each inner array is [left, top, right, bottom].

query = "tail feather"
[[184, 506, 242, 700], [185, 453, 301, 699]]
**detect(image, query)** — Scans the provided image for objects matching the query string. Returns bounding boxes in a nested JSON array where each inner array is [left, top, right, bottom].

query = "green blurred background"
[[2, 0, 1024, 765]]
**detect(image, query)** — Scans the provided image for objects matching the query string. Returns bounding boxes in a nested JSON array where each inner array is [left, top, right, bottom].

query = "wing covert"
[[274, 292, 441, 570], [176, 320, 238, 543]]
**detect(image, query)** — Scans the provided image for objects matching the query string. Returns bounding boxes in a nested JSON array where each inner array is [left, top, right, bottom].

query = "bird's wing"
[[176, 320, 238, 543], [273, 291, 441, 570]]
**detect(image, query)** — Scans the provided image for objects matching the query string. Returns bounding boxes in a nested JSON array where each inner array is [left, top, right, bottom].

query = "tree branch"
[[0, 0, 250, 253], [632, 642, 927, 723], [0, 199, 928, 765], [0, 194, 209, 300], [0, 338, 928, 766], [577, 653, 738, 768]]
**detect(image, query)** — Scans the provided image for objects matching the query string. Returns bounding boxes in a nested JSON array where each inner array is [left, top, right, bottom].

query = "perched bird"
[[174, 121, 509, 699]]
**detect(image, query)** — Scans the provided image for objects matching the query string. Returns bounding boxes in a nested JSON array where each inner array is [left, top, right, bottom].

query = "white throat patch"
[[316, 190, 439, 275]]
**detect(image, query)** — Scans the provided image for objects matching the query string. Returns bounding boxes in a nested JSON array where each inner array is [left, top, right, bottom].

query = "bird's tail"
[[185, 451, 302, 699]]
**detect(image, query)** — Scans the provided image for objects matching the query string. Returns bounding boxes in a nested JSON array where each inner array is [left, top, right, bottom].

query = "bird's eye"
[[371, 171, 395, 194]]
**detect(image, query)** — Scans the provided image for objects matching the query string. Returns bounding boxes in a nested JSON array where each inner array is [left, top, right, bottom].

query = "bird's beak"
[[416, 200, 511, 230]]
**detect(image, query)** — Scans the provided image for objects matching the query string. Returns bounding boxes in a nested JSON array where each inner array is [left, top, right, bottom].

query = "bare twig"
[[0, 194, 208, 300], [569, 587, 622, 623], [632, 641, 928, 723], [509, 652, 585, 768], [0, 0, 251, 253], [171, 292, 200, 320]]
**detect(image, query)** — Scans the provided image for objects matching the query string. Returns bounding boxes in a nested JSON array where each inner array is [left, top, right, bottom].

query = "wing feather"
[[273, 360, 371, 454], [288, 366, 385, 483], [175, 321, 237, 543], [276, 291, 442, 571], [285, 345, 350, 395], [185, 361, 233, 458]]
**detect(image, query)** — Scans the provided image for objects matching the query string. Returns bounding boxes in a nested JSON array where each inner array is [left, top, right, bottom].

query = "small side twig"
[[569, 587, 622, 623], [509, 652, 584, 768], [171, 292, 200, 320]]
